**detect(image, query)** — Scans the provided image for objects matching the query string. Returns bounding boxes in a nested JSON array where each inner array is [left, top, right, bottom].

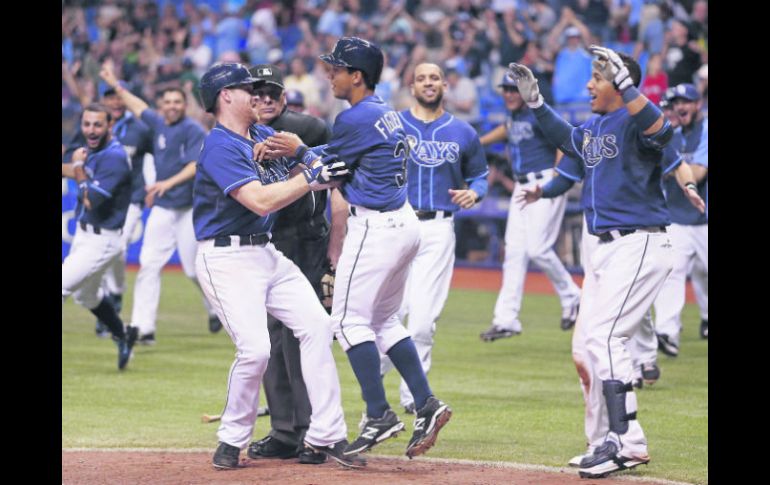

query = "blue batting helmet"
[[198, 63, 260, 113], [670, 83, 701, 102], [319, 37, 384, 85]]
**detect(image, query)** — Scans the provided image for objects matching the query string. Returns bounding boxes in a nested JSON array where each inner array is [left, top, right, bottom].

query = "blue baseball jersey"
[[556, 108, 679, 235], [64, 112, 153, 205], [399, 110, 488, 211], [193, 123, 294, 240], [663, 117, 708, 225], [141, 110, 206, 209], [77, 138, 132, 230], [325, 95, 408, 211], [505, 108, 559, 175]]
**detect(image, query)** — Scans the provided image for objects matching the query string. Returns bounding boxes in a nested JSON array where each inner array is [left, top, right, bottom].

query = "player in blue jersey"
[[376, 62, 488, 414], [507, 45, 691, 478], [191, 63, 362, 470], [479, 71, 582, 341], [63, 82, 154, 338], [62, 104, 138, 370], [100, 61, 221, 346], [317, 38, 452, 459], [654, 83, 709, 352], [520, 144, 704, 464]]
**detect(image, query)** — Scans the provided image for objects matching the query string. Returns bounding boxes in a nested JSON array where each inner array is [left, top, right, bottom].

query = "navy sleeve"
[[326, 115, 365, 167], [541, 175, 575, 198], [89, 149, 130, 198], [532, 104, 582, 157], [202, 144, 260, 195], [140, 109, 163, 133], [660, 144, 682, 176], [555, 154, 585, 182], [182, 122, 206, 164]]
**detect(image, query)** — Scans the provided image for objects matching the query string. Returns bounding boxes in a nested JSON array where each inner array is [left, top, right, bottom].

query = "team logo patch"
[[507, 121, 534, 144], [406, 135, 460, 167], [582, 129, 619, 166], [158, 134, 166, 150]]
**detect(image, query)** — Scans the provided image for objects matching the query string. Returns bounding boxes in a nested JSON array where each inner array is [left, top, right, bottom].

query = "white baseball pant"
[[652, 223, 708, 345], [581, 227, 674, 456], [332, 202, 419, 353], [129, 205, 215, 335], [196, 238, 347, 449], [493, 172, 581, 332], [380, 214, 456, 407], [689, 257, 708, 322], [628, 310, 658, 373], [62, 224, 124, 309], [102, 202, 143, 296]]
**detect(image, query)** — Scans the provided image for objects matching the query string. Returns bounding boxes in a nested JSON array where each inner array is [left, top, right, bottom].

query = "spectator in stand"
[[632, 1, 665, 60], [662, 19, 703, 86], [284, 57, 322, 118], [689, 0, 708, 54], [568, 0, 611, 43], [285, 89, 306, 113], [247, 2, 279, 64], [639, 53, 667, 106], [487, 7, 528, 83], [185, 31, 213, 79], [215, 2, 247, 60], [548, 12, 593, 105], [443, 62, 481, 129]]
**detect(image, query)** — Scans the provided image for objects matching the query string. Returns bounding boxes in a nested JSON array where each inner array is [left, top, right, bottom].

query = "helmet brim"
[[319, 54, 352, 68]]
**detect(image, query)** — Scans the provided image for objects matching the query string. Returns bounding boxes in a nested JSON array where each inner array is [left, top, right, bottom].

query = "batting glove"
[[507, 63, 543, 108], [589, 45, 633, 92], [302, 153, 350, 190]]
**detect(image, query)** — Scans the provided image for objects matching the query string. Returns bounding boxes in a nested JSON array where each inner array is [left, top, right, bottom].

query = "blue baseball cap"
[[285, 89, 304, 107], [100, 80, 127, 98], [497, 71, 518, 89], [670, 83, 701, 102]]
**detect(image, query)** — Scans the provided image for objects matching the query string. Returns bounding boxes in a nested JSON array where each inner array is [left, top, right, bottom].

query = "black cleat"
[[578, 441, 650, 478], [560, 303, 580, 330], [138, 332, 156, 346], [656, 333, 679, 357], [247, 436, 298, 459], [479, 325, 519, 342], [209, 315, 223, 333], [405, 396, 452, 458], [699, 319, 708, 339], [306, 439, 366, 468], [212, 442, 241, 469], [298, 444, 328, 465], [346, 409, 405, 454]]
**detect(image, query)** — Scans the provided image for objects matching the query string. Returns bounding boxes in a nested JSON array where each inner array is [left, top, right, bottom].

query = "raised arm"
[[99, 59, 149, 118]]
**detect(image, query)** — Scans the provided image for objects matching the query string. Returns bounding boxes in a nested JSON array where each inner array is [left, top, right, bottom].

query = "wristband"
[[295, 144, 309, 160], [72, 160, 85, 169], [684, 182, 697, 191]]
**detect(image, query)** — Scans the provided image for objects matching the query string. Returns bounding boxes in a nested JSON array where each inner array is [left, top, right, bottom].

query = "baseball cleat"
[[138, 332, 156, 346], [641, 362, 660, 386], [247, 435, 298, 459], [405, 396, 452, 459], [404, 403, 416, 415], [95, 320, 111, 339], [568, 451, 592, 467], [699, 319, 708, 339], [212, 441, 241, 470], [115, 326, 137, 370], [306, 439, 367, 468], [578, 441, 649, 478], [298, 445, 327, 465], [479, 325, 519, 342], [209, 315, 223, 333], [656, 333, 679, 357], [346, 409, 405, 454], [560, 303, 580, 331]]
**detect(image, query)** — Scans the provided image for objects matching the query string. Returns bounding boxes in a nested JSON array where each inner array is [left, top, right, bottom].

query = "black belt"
[[214, 234, 270, 247], [597, 226, 667, 243], [515, 171, 545, 184], [80, 220, 101, 234], [349, 206, 387, 216], [415, 210, 452, 221]]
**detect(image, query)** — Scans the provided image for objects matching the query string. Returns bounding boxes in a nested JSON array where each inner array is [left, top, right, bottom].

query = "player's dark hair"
[[618, 52, 642, 88], [160, 86, 187, 102], [83, 103, 113, 123], [348, 67, 377, 91]]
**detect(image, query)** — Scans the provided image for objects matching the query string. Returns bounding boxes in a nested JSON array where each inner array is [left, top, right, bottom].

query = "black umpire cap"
[[249, 64, 285, 89]]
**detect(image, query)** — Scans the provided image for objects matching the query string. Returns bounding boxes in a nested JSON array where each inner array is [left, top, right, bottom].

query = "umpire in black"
[[245, 64, 339, 464]]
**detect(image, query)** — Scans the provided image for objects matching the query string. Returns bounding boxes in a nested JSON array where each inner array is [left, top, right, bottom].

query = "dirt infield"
[[62, 451, 680, 485]]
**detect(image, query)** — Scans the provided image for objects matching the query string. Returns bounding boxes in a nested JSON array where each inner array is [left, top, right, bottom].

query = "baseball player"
[[654, 83, 709, 354], [61, 103, 138, 370], [478, 71, 581, 341], [243, 64, 345, 466], [506, 45, 691, 478], [192, 63, 363, 470], [519, 146, 704, 468], [63, 83, 154, 338], [316, 37, 452, 459], [378, 62, 488, 414], [100, 61, 221, 345]]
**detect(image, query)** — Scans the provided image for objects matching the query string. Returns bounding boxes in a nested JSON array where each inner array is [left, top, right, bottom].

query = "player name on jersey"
[[374, 111, 404, 139]]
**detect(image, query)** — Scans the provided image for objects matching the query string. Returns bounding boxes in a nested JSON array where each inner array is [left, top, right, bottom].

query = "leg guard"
[[603, 380, 635, 435]]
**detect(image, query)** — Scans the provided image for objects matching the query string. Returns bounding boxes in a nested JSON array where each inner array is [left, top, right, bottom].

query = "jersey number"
[[394, 139, 409, 188]]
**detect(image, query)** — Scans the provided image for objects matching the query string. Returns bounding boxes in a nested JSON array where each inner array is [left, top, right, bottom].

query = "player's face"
[[328, 65, 353, 100], [81, 110, 111, 150], [502, 86, 524, 112], [102, 93, 126, 120], [226, 84, 259, 124], [587, 69, 616, 114], [673, 98, 699, 127], [411, 64, 445, 108], [254, 83, 285, 123], [160, 91, 187, 124]]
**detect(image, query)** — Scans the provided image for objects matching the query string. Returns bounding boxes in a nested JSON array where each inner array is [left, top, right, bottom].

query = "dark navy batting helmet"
[[199, 63, 260, 113], [497, 71, 518, 90], [319, 37, 384, 86]]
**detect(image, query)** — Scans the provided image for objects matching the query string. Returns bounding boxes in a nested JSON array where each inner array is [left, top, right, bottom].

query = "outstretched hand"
[[589, 45, 632, 91], [507, 63, 542, 108]]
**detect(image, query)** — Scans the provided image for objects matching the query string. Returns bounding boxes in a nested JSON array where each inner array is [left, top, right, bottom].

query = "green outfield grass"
[[62, 271, 707, 484]]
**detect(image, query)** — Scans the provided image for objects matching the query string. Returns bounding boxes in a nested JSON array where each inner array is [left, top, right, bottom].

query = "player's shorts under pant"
[[195, 238, 347, 450], [577, 227, 674, 456], [653, 223, 708, 344], [493, 172, 580, 331], [62, 224, 124, 309], [332, 202, 420, 353], [130, 205, 215, 335], [380, 213, 455, 407]]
